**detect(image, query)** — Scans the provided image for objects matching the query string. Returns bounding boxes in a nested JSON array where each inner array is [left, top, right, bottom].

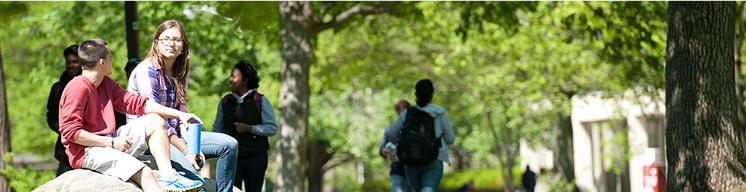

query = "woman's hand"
[[184, 151, 205, 170], [235, 122, 253, 134], [178, 113, 203, 125]]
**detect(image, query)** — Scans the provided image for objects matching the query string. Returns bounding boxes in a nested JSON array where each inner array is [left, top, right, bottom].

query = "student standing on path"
[[380, 100, 414, 192], [46, 45, 82, 177], [213, 61, 278, 192], [385, 79, 455, 192], [126, 20, 239, 192], [59, 39, 203, 192]]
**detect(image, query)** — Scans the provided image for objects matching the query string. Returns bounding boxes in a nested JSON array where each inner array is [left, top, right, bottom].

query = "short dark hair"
[[63, 45, 79, 57], [233, 61, 260, 90], [395, 100, 410, 112], [415, 79, 434, 107], [78, 39, 109, 69]]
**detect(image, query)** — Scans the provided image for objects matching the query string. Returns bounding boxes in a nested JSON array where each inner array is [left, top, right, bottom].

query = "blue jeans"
[[149, 132, 238, 192], [391, 174, 412, 192], [404, 160, 443, 192], [234, 152, 268, 192]]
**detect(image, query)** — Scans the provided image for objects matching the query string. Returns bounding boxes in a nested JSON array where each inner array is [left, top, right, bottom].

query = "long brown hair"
[[145, 20, 191, 104]]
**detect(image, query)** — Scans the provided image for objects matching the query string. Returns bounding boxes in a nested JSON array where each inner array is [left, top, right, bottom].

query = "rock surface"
[[33, 169, 143, 192], [33, 155, 242, 192]]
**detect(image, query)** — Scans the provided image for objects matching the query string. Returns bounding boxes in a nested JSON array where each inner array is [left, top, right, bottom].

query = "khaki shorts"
[[81, 117, 150, 181]]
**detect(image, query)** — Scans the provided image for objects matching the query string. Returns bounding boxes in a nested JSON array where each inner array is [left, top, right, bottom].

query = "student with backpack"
[[380, 100, 413, 192], [213, 61, 278, 192], [385, 79, 455, 192]]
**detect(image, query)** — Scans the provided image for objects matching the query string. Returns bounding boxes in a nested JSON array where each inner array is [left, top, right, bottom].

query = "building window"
[[645, 116, 664, 148]]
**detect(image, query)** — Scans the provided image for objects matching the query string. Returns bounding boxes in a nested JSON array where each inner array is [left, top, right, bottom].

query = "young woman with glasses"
[[126, 19, 239, 192]]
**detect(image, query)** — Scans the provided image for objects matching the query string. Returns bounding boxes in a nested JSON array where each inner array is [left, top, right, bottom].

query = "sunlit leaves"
[[0, 2, 28, 23]]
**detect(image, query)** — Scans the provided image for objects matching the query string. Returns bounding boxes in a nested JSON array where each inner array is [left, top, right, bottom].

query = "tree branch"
[[321, 154, 354, 172], [582, 1, 595, 12], [315, 2, 334, 24], [313, 2, 397, 34]]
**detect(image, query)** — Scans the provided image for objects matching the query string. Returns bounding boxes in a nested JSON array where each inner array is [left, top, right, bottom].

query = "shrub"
[[440, 167, 523, 191]]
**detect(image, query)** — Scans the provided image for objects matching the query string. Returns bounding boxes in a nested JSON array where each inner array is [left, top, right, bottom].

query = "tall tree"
[[124, 1, 138, 60], [666, 2, 746, 191], [276, 2, 313, 191], [1, 2, 28, 191], [275, 2, 397, 191], [0, 49, 10, 192]]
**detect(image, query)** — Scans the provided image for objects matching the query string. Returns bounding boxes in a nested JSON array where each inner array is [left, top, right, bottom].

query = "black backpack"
[[396, 107, 440, 166]]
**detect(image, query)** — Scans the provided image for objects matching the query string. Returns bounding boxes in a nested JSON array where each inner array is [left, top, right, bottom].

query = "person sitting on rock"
[[59, 39, 203, 192]]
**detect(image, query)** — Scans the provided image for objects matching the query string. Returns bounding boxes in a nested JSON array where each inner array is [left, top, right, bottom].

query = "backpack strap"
[[402, 107, 419, 132], [253, 92, 263, 112], [221, 94, 230, 104]]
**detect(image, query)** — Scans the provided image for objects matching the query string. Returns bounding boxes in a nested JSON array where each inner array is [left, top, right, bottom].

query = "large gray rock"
[[33, 169, 142, 192], [32, 168, 241, 192], [33, 155, 241, 192]]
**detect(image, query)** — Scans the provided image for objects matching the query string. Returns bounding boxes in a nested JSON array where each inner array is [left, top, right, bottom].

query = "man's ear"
[[98, 58, 105, 68]]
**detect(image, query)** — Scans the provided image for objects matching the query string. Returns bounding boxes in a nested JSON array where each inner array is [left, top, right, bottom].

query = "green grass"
[[440, 167, 523, 191]]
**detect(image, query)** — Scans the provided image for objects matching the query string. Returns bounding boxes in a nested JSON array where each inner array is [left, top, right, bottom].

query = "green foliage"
[[542, 175, 576, 192], [1, 153, 56, 191], [440, 168, 523, 190], [216, 1, 279, 36], [0, 1, 670, 191], [454, 1, 538, 41], [1, 165, 56, 192], [0, 1, 281, 156], [558, 1, 667, 92], [360, 177, 389, 192], [0, 2, 28, 22]]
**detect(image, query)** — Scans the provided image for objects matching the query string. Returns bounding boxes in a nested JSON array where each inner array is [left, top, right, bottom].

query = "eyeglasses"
[[157, 38, 183, 45]]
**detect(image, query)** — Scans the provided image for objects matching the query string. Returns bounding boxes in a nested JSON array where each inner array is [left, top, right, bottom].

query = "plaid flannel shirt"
[[126, 58, 188, 137]]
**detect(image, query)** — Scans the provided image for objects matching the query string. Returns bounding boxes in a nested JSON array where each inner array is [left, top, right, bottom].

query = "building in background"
[[521, 90, 665, 192]]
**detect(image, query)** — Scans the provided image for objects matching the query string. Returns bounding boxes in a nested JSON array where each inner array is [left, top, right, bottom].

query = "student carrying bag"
[[396, 107, 440, 166]]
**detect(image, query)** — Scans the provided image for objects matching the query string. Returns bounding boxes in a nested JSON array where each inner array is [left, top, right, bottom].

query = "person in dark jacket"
[[46, 44, 81, 176], [115, 58, 140, 128], [522, 165, 536, 192], [385, 79, 456, 192], [213, 61, 278, 192]]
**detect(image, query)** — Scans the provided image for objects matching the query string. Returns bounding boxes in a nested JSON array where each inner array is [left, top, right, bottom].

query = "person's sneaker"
[[157, 171, 203, 192]]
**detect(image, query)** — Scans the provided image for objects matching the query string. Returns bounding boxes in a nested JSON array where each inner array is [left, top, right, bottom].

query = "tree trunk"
[[0, 49, 11, 192], [276, 1, 314, 192], [501, 108, 516, 192], [125, 1, 139, 60], [454, 149, 469, 170], [500, 150, 516, 192], [666, 2, 746, 191], [487, 105, 519, 192], [307, 140, 333, 192], [552, 91, 578, 192]]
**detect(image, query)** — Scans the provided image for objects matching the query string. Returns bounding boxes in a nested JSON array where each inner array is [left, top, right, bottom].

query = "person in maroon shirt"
[[59, 39, 202, 192]]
